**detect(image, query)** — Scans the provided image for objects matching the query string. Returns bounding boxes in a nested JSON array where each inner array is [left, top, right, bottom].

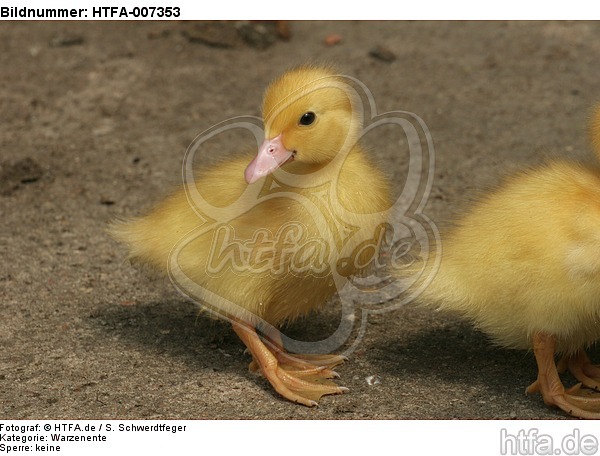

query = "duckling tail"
[[385, 235, 444, 308]]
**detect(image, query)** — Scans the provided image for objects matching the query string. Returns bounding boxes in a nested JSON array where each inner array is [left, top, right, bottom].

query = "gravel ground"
[[2, 20, 600, 420]]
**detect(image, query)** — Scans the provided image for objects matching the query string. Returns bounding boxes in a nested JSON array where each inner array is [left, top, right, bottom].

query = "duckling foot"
[[245, 323, 346, 379], [249, 352, 344, 379], [560, 350, 600, 391], [232, 320, 348, 406], [526, 332, 600, 419]]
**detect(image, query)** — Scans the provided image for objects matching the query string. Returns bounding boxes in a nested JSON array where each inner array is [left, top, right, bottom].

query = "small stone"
[[369, 45, 397, 63], [0, 157, 44, 196], [276, 21, 291, 40], [100, 198, 115, 206], [365, 375, 381, 386], [236, 21, 276, 50], [50, 34, 84, 47], [12, 157, 43, 184], [183, 22, 239, 48], [147, 29, 171, 40], [324, 34, 342, 46]]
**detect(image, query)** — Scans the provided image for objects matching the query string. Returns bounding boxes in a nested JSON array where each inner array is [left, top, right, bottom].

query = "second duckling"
[[420, 107, 600, 419]]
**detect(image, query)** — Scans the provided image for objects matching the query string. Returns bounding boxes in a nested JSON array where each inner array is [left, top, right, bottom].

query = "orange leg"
[[253, 324, 346, 377], [525, 333, 600, 419], [232, 320, 348, 406]]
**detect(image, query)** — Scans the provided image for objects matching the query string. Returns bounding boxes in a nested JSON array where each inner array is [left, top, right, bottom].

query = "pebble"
[[0, 157, 44, 196], [236, 21, 276, 50], [365, 375, 382, 386], [369, 45, 397, 63], [183, 22, 239, 48], [50, 34, 85, 47], [324, 34, 343, 46]]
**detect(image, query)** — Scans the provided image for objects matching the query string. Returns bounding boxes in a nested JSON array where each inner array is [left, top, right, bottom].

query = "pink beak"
[[245, 134, 294, 184]]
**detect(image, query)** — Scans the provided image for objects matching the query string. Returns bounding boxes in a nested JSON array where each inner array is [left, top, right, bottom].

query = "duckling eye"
[[299, 112, 316, 126]]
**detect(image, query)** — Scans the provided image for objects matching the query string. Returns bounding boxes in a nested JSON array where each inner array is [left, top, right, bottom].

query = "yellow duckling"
[[421, 106, 600, 418], [111, 65, 391, 406]]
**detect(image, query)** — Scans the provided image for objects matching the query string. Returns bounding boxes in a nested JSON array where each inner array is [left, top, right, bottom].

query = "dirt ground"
[[2, 21, 600, 420]]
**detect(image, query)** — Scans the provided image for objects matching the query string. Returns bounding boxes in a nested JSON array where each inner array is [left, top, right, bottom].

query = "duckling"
[[111, 65, 391, 406], [420, 106, 600, 418]]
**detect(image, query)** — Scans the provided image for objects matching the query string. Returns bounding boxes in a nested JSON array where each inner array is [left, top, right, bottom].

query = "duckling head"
[[245, 66, 361, 184]]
